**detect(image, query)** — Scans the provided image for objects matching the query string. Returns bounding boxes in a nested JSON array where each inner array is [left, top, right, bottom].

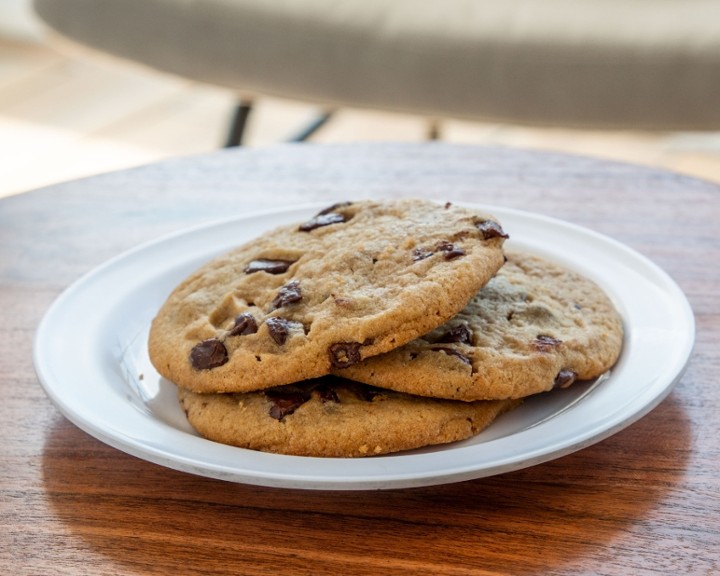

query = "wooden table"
[[2, 143, 718, 575]]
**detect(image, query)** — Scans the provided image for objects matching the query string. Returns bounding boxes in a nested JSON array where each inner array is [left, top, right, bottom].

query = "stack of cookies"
[[148, 199, 623, 457]]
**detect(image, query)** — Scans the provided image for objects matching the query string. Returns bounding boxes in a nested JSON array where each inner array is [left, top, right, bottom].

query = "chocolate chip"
[[433, 347, 472, 365], [412, 247, 434, 261], [437, 324, 473, 345], [328, 341, 362, 368], [315, 383, 340, 403], [332, 293, 353, 307], [265, 379, 344, 420], [533, 335, 563, 352], [435, 241, 465, 260], [271, 280, 302, 309], [476, 220, 509, 240], [316, 201, 352, 216], [554, 369, 578, 389], [265, 386, 312, 420], [265, 317, 293, 345], [244, 259, 296, 275], [345, 381, 383, 401], [299, 212, 346, 232], [443, 248, 465, 260], [227, 312, 258, 337], [189, 338, 228, 370]]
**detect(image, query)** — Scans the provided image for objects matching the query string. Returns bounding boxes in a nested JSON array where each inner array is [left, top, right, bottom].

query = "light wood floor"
[[3, 38, 720, 199]]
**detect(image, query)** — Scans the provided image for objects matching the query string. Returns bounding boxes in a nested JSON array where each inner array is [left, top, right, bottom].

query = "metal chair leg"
[[286, 111, 334, 142], [224, 103, 332, 146], [427, 119, 441, 140], [224, 100, 253, 147]]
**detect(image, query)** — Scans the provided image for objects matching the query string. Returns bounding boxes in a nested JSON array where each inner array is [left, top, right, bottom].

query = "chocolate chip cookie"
[[178, 377, 520, 457], [337, 250, 624, 400], [149, 199, 508, 393]]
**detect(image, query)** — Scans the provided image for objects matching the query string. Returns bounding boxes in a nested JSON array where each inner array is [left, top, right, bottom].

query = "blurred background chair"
[[31, 0, 720, 148]]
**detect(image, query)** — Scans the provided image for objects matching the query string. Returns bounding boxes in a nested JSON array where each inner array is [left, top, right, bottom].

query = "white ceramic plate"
[[34, 203, 694, 490]]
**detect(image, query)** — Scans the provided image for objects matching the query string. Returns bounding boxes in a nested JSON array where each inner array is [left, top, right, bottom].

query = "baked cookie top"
[[178, 377, 520, 457], [149, 199, 507, 392], [337, 250, 624, 400]]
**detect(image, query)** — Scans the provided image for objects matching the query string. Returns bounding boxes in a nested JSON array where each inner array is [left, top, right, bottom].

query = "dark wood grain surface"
[[2, 143, 718, 575]]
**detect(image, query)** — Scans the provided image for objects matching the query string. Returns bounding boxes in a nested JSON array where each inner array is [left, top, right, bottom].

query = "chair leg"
[[224, 100, 253, 147], [286, 111, 334, 142], [224, 103, 332, 147]]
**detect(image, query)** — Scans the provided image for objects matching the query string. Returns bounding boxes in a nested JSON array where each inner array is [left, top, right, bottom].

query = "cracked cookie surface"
[[337, 250, 624, 400], [149, 199, 507, 392]]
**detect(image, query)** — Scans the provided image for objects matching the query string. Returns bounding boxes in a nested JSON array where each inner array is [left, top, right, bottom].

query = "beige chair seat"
[[33, 0, 720, 130]]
